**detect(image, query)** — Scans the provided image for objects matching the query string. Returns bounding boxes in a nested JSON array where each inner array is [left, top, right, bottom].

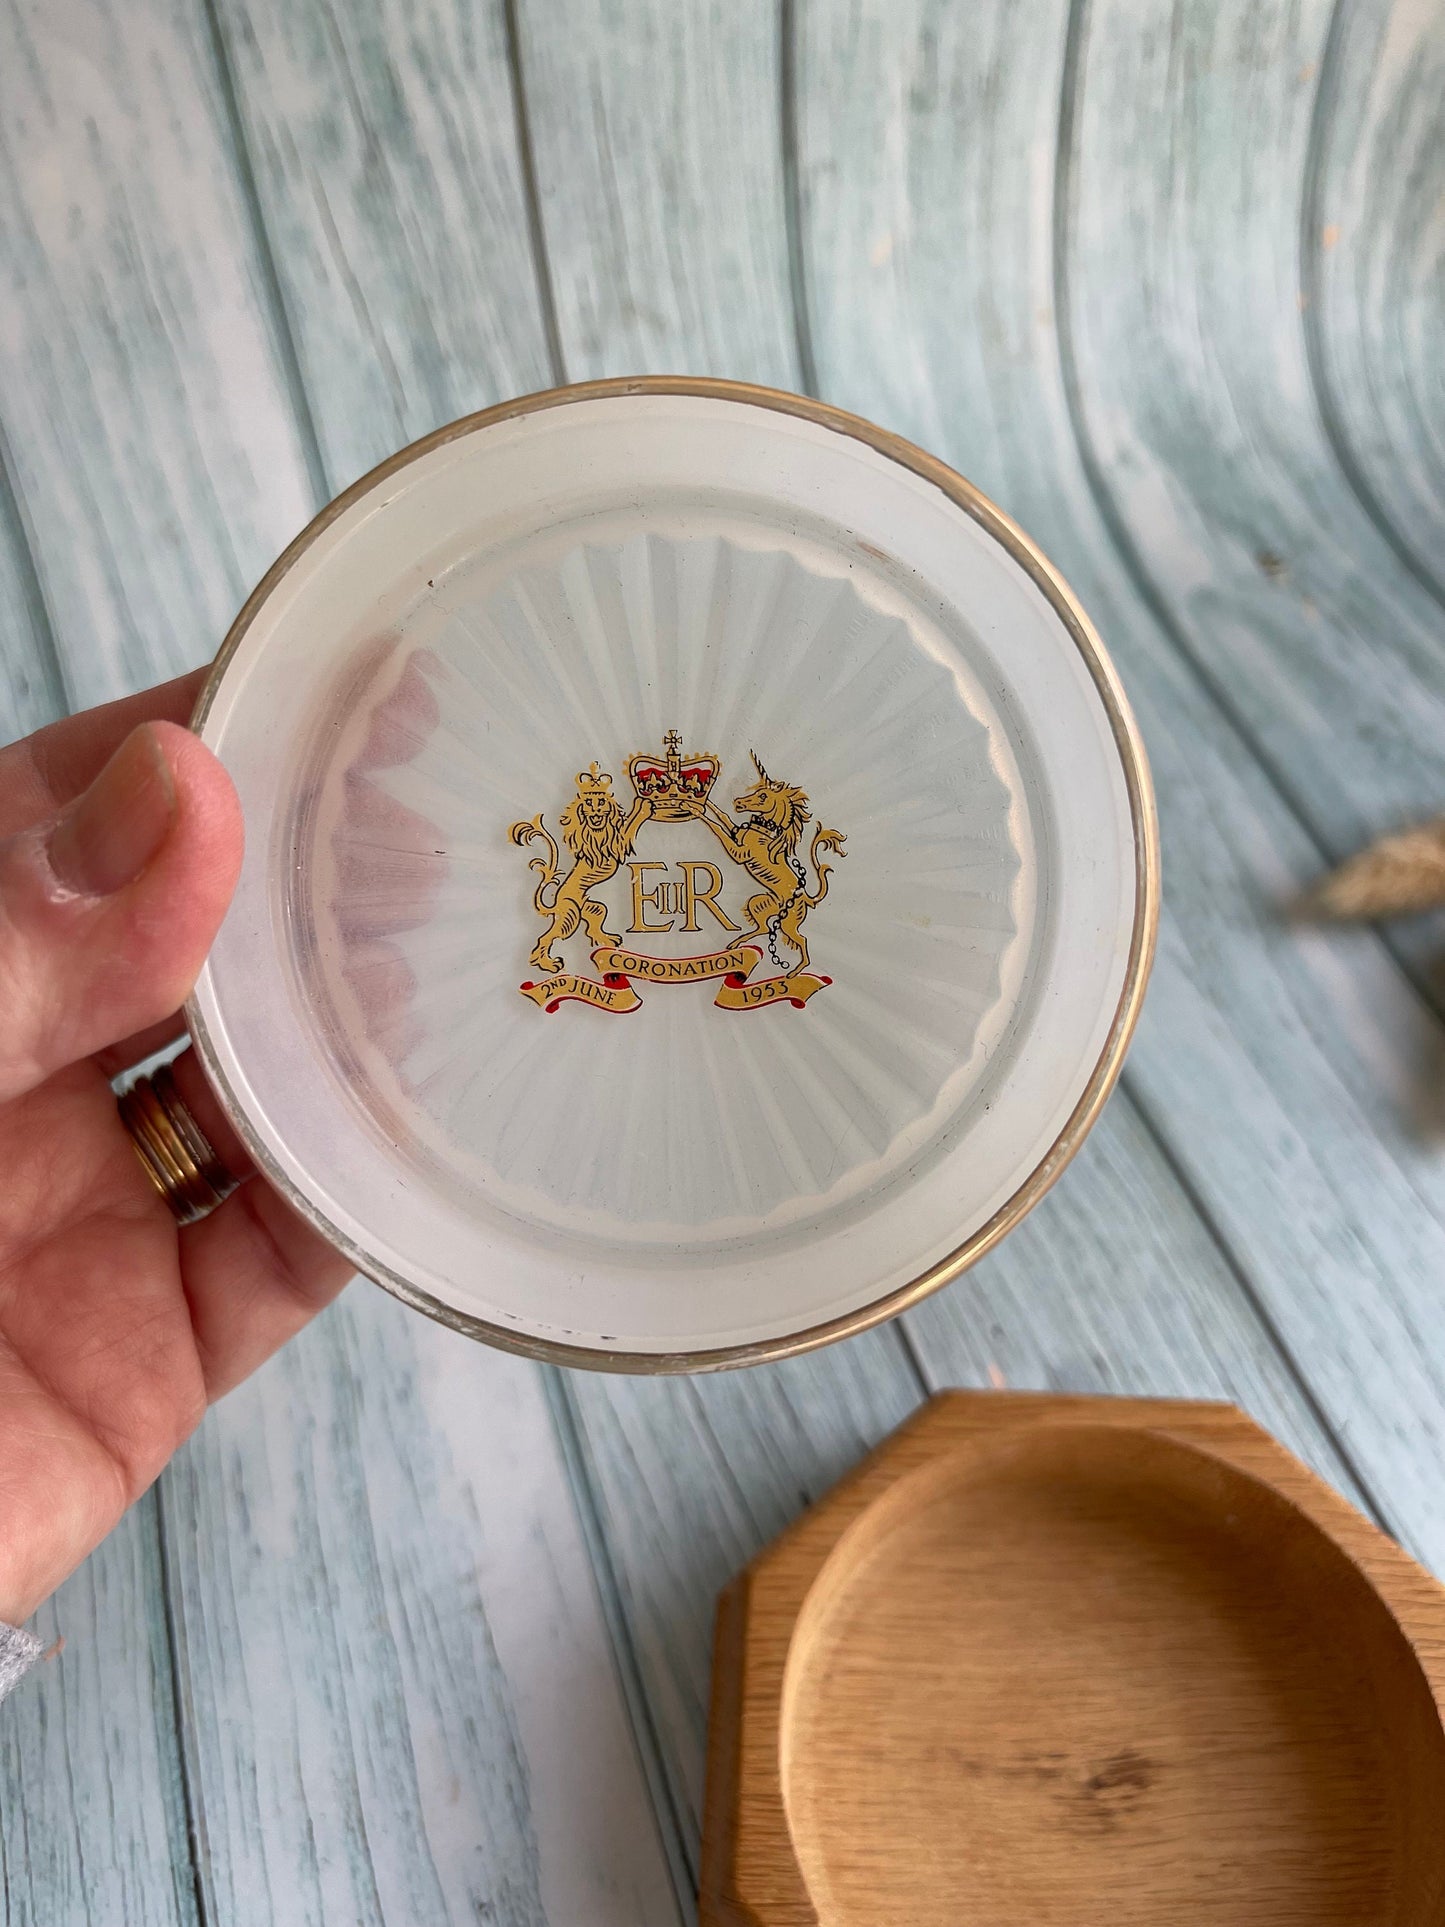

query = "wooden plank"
[[210, 0, 551, 490], [795, 0, 1445, 1568], [1063, 0, 1445, 958], [0, 1511, 197, 1927], [163, 1290, 680, 1926], [0, 456, 68, 737], [0, 0, 316, 705], [1309, 0, 1445, 608], [515, 0, 798, 386], [560, 1330, 926, 1880]]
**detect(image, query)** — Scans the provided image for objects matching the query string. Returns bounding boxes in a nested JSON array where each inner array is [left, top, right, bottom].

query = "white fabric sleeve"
[[0, 1621, 43, 1703]]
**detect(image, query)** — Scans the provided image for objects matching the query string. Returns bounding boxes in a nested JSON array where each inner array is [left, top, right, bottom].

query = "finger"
[[111, 1041, 342, 1396], [0, 722, 242, 1103], [0, 667, 208, 838], [178, 1179, 351, 1399]]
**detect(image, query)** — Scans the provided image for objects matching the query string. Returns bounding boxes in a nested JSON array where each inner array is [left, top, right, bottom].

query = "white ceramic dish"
[[188, 380, 1157, 1370]]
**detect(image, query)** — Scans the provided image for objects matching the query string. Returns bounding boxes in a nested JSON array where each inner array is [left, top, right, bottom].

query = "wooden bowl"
[[700, 1393, 1445, 1925]]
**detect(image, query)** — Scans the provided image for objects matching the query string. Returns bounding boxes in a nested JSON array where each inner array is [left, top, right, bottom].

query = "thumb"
[[0, 721, 242, 1102]]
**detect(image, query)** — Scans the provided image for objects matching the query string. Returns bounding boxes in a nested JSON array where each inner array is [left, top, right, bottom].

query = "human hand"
[[0, 671, 350, 1626]]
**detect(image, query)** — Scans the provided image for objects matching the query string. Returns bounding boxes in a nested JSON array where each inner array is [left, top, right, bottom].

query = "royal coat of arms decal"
[[508, 732, 846, 1013]]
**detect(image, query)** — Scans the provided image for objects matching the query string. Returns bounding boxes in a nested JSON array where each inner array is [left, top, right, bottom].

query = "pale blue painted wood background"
[[1, 0, 1442, 1919]]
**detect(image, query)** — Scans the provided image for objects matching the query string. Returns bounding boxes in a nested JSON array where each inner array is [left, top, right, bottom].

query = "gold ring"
[[118, 1066, 239, 1225]]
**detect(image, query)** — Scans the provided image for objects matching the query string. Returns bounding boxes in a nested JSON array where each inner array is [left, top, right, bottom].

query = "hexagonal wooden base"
[[700, 1392, 1445, 1926]]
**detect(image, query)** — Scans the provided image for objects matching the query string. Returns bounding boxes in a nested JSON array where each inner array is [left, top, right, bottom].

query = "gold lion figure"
[[510, 764, 652, 974], [695, 752, 845, 972]]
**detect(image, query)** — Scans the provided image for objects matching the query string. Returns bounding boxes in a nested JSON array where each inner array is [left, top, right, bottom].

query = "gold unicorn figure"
[[694, 752, 845, 972]]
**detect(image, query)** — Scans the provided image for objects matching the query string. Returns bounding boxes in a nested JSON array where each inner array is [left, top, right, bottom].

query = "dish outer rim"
[[183, 375, 1161, 1375]]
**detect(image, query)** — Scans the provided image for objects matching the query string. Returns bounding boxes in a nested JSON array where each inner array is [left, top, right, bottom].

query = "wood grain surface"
[[1065, 0, 1445, 981], [0, 0, 1441, 1920], [161, 1294, 679, 1927], [1311, 0, 1445, 608], [516, 0, 799, 388], [0, 0, 315, 704], [209, 0, 550, 491], [0, 1511, 197, 1927]]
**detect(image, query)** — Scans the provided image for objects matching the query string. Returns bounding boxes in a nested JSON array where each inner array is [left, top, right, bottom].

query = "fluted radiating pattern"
[[321, 532, 1024, 1240]]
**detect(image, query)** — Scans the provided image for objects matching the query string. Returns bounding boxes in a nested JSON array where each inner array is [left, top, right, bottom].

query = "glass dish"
[[187, 380, 1157, 1369]]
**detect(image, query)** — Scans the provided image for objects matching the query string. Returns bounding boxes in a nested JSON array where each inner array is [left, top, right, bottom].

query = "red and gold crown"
[[626, 730, 719, 820]]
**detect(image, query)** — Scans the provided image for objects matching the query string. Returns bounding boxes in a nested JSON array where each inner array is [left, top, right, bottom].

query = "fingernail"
[[49, 725, 177, 896]]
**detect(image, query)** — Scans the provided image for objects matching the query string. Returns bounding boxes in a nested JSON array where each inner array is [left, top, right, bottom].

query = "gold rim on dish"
[[186, 377, 1161, 1374]]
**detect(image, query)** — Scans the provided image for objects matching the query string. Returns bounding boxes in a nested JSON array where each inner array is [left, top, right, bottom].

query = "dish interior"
[[298, 511, 1032, 1244]]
